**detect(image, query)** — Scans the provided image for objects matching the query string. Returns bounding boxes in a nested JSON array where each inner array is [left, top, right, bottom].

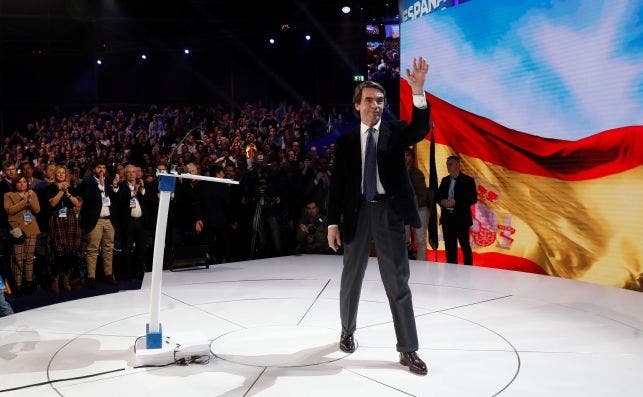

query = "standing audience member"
[[117, 164, 152, 280], [404, 148, 430, 260], [194, 164, 230, 264], [0, 275, 13, 316], [0, 162, 16, 255], [79, 159, 119, 287], [19, 161, 42, 190], [4, 175, 41, 293], [45, 165, 82, 293], [437, 155, 477, 266]]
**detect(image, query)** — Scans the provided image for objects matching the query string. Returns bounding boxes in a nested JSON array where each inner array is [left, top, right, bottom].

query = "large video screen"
[[366, 20, 400, 83], [399, 0, 643, 290]]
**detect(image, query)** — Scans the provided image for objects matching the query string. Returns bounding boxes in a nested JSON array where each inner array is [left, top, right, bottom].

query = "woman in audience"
[[45, 165, 82, 293], [4, 175, 41, 293]]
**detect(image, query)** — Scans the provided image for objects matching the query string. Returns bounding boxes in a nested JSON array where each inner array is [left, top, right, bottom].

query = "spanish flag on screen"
[[400, 81, 643, 291]]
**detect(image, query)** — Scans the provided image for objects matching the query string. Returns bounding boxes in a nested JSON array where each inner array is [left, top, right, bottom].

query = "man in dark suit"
[[79, 159, 120, 287], [116, 164, 153, 280], [327, 57, 430, 375], [437, 155, 477, 266], [194, 164, 231, 264]]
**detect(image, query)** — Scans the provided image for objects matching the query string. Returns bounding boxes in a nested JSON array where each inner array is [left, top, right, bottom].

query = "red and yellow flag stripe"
[[401, 81, 643, 290]]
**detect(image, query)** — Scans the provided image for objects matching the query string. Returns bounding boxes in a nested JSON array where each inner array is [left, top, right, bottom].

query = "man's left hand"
[[405, 56, 430, 95]]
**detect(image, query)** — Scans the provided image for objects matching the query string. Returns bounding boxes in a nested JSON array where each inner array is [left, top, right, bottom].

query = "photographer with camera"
[[295, 200, 329, 254], [242, 151, 287, 258]]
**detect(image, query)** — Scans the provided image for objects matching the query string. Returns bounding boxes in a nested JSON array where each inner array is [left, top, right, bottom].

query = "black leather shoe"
[[400, 351, 427, 375], [339, 331, 356, 353], [87, 277, 96, 288]]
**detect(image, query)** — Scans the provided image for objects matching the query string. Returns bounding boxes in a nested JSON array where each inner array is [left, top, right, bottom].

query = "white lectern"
[[135, 171, 239, 365]]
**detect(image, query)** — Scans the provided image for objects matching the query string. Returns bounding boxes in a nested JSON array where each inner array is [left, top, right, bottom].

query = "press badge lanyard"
[[98, 179, 111, 207], [23, 209, 33, 224], [129, 183, 138, 208]]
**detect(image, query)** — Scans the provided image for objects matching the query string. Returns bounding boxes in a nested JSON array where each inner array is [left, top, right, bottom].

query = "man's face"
[[224, 166, 235, 179], [126, 167, 137, 182], [94, 164, 106, 178], [446, 159, 461, 176], [22, 164, 33, 177], [306, 202, 319, 217], [3, 165, 16, 180], [355, 87, 385, 126]]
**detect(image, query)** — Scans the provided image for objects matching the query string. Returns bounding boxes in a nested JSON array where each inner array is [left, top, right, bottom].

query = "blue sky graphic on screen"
[[400, 0, 643, 139]]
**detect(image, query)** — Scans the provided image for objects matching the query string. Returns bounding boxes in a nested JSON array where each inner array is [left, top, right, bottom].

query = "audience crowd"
[[0, 101, 358, 306], [367, 37, 401, 82]]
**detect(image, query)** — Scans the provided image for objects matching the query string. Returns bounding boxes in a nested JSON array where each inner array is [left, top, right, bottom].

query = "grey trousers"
[[340, 199, 419, 352]]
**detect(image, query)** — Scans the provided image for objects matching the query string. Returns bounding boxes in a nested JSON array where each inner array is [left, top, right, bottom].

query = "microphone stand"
[[167, 126, 202, 173]]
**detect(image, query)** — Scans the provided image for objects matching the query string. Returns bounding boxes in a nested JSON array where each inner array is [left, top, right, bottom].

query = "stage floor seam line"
[[161, 291, 247, 329], [551, 302, 643, 331], [243, 366, 267, 397], [298, 279, 331, 326], [344, 367, 417, 397], [169, 277, 320, 287], [357, 294, 513, 330]]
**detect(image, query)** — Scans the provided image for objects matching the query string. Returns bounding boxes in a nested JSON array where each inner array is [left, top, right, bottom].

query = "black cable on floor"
[[0, 368, 125, 393]]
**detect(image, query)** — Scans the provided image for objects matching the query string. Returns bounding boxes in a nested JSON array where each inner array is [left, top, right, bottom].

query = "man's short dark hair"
[[93, 158, 107, 168], [352, 81, 387, 105], [446, 155, 461, 163], [209, 164, 223, 175]]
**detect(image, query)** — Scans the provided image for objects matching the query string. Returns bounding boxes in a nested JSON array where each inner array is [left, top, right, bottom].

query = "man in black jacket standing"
[[437, 155, 477, 266], [79, 159, 120, 287], [117, 164, 153, 280], [327, 57, 430, 375]]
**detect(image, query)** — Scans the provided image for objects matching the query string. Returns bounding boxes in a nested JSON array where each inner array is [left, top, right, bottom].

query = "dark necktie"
[[363, 127, 377, 201]]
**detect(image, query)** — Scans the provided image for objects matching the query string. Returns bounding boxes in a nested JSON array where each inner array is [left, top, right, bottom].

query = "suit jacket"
[[116, 180, 154, 230], [0, 179, 12, 229], [78, 176, 119, 233], [193, 182, 230, 230], [437, 172, 477, 227], [328, 105, 430, 244]]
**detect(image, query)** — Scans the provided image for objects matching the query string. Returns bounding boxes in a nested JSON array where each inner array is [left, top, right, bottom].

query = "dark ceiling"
[[0, 0, 398, 56], [0, 0, 399, 129]]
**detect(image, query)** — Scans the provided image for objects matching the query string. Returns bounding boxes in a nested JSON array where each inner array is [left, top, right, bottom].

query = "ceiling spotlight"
[[96, 59, 102, 65], [305, 34, 311, 41], [341, 6, 351, 14], [141, 54, 147, 60], [184, 48, 190, 54], [269, 38, 275, 44]]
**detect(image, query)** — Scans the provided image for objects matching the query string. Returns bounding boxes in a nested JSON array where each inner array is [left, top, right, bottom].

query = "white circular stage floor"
[[1, 255, 641, 396]]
